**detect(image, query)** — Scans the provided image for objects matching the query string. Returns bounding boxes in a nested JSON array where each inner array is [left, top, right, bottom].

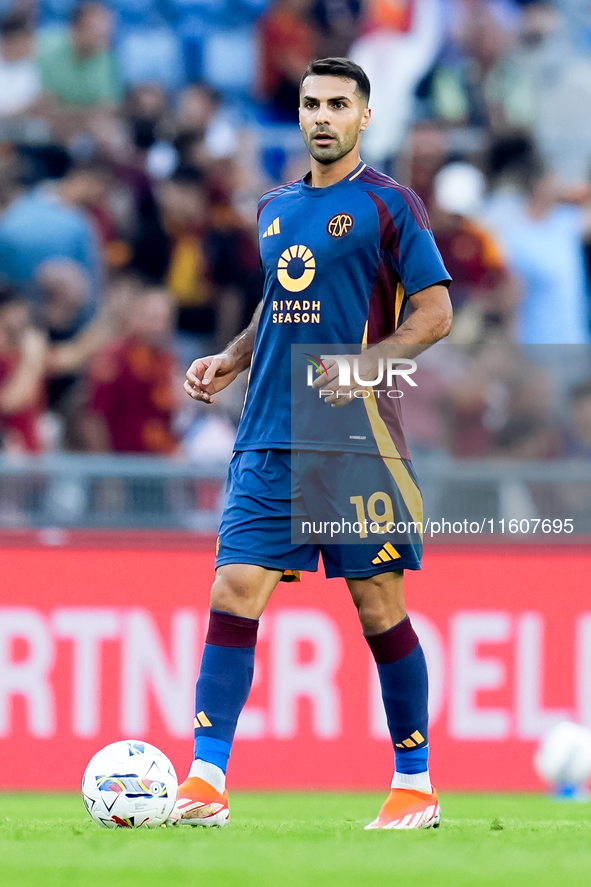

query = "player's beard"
[[304, 124, 360, 165]]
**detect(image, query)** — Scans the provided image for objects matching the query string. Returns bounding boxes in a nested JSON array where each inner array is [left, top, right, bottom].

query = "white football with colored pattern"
[[82, 740, 178, 828]]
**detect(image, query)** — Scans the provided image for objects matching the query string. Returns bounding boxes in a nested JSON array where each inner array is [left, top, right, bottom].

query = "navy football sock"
[[365, 616, 431, 789], [193, 609, 258, 776]]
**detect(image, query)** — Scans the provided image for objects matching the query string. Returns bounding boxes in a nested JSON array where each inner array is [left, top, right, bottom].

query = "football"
[[82, 740, 178, 828], [534, 721, 591, 789]]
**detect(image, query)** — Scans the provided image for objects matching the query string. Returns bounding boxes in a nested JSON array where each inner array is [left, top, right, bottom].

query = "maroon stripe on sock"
[[206, 609, 259, 648], [364, 616, 419, 664]]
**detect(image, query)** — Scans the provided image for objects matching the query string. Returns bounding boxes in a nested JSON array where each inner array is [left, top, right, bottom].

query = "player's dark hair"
[[300, 58, 370, 104]]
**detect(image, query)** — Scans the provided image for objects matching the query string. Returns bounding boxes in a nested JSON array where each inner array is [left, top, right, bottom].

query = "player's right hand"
[[184, 352, 238, 404]]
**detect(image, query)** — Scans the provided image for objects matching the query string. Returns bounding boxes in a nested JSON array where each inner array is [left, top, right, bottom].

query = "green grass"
[[1, 792, 590, 886]]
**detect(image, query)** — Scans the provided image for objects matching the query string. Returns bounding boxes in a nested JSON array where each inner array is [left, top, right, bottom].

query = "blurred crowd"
[[0, 0, 590, 462]]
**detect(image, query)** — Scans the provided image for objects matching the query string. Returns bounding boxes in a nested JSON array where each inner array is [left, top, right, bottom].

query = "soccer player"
[[172, 57, 452, 830]]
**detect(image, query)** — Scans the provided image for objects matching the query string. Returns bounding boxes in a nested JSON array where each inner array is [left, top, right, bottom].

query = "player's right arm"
[[184, 302, 262, 404]]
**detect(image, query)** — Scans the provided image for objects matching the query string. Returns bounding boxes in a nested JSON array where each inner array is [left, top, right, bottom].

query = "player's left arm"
[[317, 188, 453, 405], [317, 284, 452, 406], [379, 283, 453, 355]]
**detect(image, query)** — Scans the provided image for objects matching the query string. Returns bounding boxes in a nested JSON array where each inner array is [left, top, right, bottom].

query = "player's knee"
[[351, 573, 406, 635], [210, 576, 247, 614], [210, 573, 261, 618], [358, 602, 403, 635]]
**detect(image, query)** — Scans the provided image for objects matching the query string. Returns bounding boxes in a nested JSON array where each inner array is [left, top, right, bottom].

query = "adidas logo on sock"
[[194, 711, 212, 729], [262, 217, 281, 238], [372, 542, 401, 565], [396, 730, 426, 749]]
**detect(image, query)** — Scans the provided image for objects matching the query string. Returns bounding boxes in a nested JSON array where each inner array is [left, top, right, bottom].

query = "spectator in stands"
[[403, 121, 447, 207], [125, 84, 171, 153], [484, 3, 563, 133], [0, 148, 27, 214], [447, 344, 555, 458], [484, 157, 591, 345], [150, 167, 216, 359], [350, 0, 443, 168], [0, 284, 45, 453], [0, 13, 41, 117], [312, 0, 362, 59], [430, 162, 517, 343], [543, 378, 591, 528], [134, 166, 260, 363], [484, 4, 591, 181], [0, 158, 110, 311], [401, 343, 461, 457], [174, 84, 238, 164], [563, 379, 591, 459], [35, 259, 90, 341], [38, 2, 120, 111], [257, 0, 317, 121], [493, 413, 559, 459], [36, 259, 117, 450], [429, 0, 519, 128], [83, 287, 179, 454]]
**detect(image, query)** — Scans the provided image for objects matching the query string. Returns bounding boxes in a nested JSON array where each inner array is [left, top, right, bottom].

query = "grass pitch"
[[1, 792, 590, 887]]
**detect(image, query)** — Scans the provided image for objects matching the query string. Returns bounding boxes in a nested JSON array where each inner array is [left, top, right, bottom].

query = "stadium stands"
[[0, 0, 588, 530]]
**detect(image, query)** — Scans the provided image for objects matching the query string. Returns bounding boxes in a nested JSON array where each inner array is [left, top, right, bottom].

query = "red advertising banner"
[[0, 543, 589, 791]]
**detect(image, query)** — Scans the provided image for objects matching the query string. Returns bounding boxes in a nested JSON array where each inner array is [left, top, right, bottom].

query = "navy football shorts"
[[215, 449, 423, 580]]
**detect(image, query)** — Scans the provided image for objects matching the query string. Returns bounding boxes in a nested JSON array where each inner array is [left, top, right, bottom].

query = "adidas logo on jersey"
[[262, 217, 281, 238], [396, 730, 426, 749], [372, 541, 401, 565]]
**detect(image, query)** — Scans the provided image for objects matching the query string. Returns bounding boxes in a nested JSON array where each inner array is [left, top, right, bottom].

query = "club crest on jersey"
[[277, 245, 316, 293], [327, 213, 354, 238]]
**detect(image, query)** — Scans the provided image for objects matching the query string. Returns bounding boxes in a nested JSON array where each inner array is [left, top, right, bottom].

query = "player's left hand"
[[312, 353, 377, 407]]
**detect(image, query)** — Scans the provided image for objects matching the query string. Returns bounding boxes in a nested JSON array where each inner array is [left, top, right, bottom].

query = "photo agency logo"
[[304, 353, 418, 399]]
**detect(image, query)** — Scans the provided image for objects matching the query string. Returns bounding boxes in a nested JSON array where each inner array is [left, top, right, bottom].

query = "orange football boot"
[[168, 776, 229, 827], [365, 786, 440, 830]]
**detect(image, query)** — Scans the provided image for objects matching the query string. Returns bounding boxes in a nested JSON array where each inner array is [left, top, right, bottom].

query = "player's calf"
[[363, 613, 438, 827]]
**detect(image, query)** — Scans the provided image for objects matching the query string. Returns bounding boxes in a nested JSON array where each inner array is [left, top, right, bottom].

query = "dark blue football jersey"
[[233, 161, 451, 457]]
